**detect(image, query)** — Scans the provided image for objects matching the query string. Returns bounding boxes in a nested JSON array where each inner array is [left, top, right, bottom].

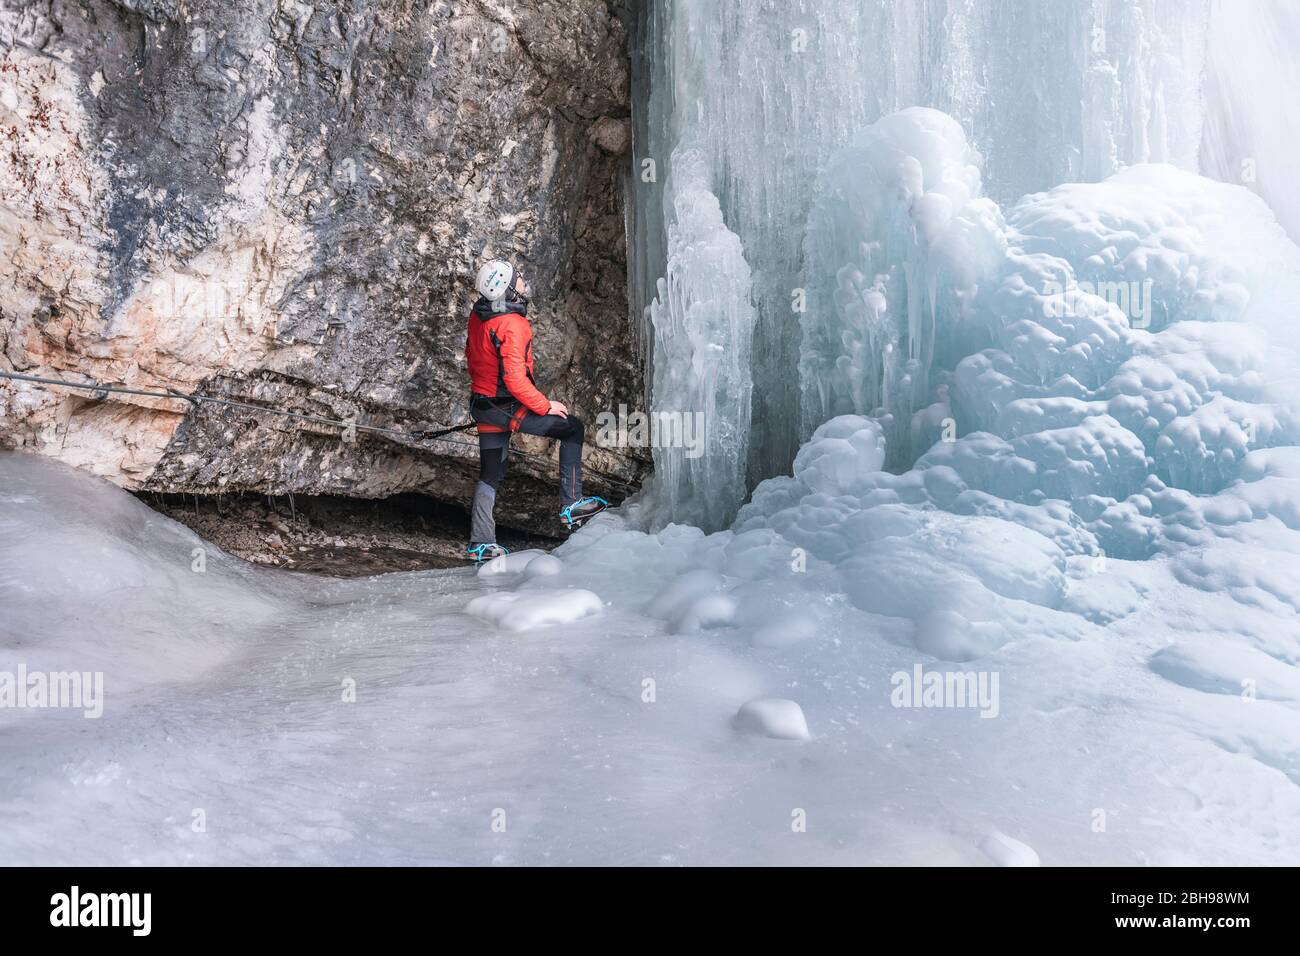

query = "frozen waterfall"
[[629, 0, 1297, 528]]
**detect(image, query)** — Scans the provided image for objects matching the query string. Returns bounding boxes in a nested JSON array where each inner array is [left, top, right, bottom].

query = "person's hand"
[[547, 401, 568, 418]]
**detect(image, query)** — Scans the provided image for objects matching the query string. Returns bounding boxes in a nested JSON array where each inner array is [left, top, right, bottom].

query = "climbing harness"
[[470, 394, 530, 433]]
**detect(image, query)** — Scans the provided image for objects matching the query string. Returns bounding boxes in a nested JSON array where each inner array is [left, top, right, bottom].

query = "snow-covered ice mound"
[[477, 549, 551, 578], [980, 831, 1040, 868], [733, 698, 811, 740], [0, 453, 291, 694], [465, 589, 603, 633]]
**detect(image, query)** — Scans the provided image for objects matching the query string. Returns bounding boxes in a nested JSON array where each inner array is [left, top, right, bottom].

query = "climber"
[[464, 259, 608, 562]]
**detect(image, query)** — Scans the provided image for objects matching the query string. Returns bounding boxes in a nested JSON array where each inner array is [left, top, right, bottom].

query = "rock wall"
[[0, 0, 644, 533]]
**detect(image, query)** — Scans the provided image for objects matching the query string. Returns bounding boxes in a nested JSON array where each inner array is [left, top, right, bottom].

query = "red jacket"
[[465, 299, 550, 424]]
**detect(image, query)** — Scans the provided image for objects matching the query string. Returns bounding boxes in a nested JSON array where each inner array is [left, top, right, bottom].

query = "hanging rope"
[[0, 369, 640, 492]]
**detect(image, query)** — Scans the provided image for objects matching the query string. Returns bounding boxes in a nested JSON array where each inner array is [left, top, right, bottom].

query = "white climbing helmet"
[[475, 259, 515, 301]]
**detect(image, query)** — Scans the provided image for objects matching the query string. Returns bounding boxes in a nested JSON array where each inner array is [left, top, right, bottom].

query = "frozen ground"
[[2, 440, 1298, 866]]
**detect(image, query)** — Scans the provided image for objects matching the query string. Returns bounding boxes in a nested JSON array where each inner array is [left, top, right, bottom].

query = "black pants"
[[470, 400, 585, 544]]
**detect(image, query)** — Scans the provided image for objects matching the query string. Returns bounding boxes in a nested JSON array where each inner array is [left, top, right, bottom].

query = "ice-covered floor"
[[2, 445, 1298, 866]]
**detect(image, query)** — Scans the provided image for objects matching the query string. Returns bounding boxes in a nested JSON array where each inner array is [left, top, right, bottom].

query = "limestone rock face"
[[0, 0, 644, 532]]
